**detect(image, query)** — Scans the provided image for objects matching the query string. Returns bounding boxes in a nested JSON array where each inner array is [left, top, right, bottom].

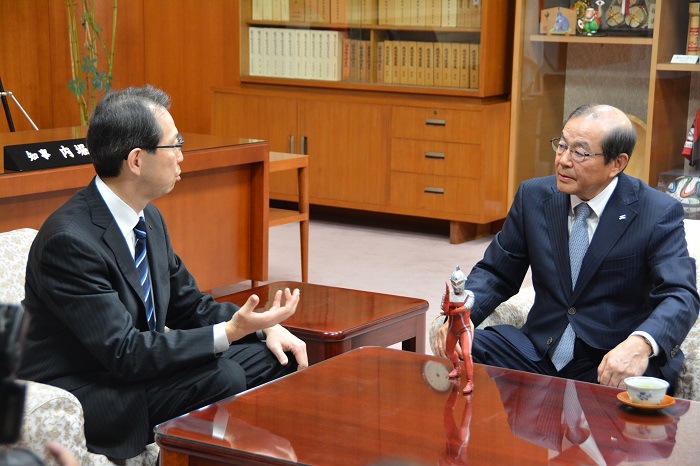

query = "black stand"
[[0, 77, 15, 132]]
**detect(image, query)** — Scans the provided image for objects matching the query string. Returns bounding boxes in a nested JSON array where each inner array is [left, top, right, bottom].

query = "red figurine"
[[441, 266, 475, 394]]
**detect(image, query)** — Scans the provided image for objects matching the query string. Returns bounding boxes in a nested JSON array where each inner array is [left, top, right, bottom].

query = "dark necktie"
[[552, 203, 591, 371], [134, 217, 156, 332]]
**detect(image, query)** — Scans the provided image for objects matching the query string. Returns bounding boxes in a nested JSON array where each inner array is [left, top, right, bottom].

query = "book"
[[290, 0, 306, 21], [272, 0, 282, 21], [361, 0, 377, 25], [332, 0, 347, 23], [433, 42, 442, 87], [263, 0, 273, 20], [364, 40, 372, 82], [252, 0, 263, 20], [426, 0, 441, 27], [441, 43, 451, 86], [450, 42, 460, 87], [457, 0, 467, 28], [349, 39, 360, 82], [347, 0, 362, 24], [378, 0, 390, 25], [459, 43, 469, 88], [414, 0, 426, 26], [399, 40, 408, 84], [424, 42, 433, 86], [407, 41, 417, 85], [442, 0, 456, 27], [305, 0, 318, 22], [318, 0, 331, 22], [358, 39, 366, 82], [383, 40, 393, 83], [392, 40, 401, 84], [416, 42, 425, 85], [471, 0, 481, 28], [469, 42, 479, 89], [281, 0, 290, 20], [342, 38, 352, 81], [376, 42, 384, 83]]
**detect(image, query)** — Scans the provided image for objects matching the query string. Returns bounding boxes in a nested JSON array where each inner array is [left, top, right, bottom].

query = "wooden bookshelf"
[[215, 1, 514, 244], [509, 0, 699, 200]]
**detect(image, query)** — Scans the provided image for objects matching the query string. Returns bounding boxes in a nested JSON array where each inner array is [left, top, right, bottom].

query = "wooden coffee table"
[[215, 281, 428, 364], [155, 347, 698, 465]]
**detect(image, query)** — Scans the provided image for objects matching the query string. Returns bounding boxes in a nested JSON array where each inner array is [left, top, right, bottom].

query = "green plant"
[[66, 0, 117, 126]]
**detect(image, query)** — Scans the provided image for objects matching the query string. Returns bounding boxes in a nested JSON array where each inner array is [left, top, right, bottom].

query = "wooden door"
[[298, 99, 390, 207]]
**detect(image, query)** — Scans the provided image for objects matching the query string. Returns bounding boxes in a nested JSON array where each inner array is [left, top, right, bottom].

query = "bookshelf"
[[216, 1, 514, 244], [240, 0, 510, 98], [508, 0, 700, 202]]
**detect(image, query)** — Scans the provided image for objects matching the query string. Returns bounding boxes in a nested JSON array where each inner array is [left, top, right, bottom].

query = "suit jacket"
[[18, 179, 253, 458], [468, 174, 699, 383]]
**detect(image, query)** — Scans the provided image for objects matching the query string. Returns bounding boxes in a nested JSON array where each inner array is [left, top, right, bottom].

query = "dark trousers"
[[472, 326, 666, 387], [145, 342, 297, 441]]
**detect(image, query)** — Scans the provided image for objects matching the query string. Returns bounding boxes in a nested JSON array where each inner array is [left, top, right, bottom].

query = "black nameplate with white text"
[[3, 138, 92, 172]]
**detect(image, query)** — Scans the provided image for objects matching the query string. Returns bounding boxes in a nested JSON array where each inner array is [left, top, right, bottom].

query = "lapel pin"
[[619, 215, 627, 220]]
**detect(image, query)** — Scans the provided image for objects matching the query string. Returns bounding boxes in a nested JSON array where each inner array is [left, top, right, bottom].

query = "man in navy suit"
[[18, 85, 308, 460], [434, 104, 699, 391]]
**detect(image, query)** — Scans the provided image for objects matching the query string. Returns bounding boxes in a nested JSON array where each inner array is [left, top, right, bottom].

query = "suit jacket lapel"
[[544, 189, 574, 299], [572, 174, 638, 302], [84, 180, 148, 323]]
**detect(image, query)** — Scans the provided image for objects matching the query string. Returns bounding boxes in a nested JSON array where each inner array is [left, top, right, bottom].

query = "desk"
[[0, 128, 269, 289], [156, 347, 699, 465], [215, 281, 428, 365]]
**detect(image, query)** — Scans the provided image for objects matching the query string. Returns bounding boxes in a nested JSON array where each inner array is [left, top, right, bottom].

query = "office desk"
[[0, 128, 269, 289], [156, 347, 699, 465]]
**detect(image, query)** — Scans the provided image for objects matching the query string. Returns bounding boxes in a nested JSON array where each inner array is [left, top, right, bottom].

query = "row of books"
[[373, 40, 479, 88], [248, 27, 479, 89], [251, 0, 481, 28]]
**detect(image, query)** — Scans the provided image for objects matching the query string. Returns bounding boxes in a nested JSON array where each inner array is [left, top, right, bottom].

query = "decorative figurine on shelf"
[[441, 266, 475, 394], [582, 7, 600, 35]]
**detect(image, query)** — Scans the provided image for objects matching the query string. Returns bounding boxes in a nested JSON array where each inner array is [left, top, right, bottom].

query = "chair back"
[[0, 228, 38, 304]]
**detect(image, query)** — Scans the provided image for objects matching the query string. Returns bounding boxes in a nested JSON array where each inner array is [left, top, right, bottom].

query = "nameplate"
[[671, 54, 700, 65], [3, 138, 92, 172]]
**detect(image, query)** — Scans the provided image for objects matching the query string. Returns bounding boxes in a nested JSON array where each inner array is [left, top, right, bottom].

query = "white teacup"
[[624, 376, 669, 406]]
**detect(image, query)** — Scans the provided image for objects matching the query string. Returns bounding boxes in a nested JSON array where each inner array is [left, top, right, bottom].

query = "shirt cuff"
[[213, 322, 229, 354], [631, 330, 658, 358]]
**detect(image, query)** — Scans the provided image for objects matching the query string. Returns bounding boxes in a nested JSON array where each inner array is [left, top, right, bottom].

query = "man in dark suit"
[[18, 85, 308, 460], [434, 104, 699, 391]]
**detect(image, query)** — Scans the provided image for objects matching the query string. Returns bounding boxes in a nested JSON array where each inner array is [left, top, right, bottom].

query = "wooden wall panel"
[[0, 0, 235, 135], [143, 0, 239, 134]]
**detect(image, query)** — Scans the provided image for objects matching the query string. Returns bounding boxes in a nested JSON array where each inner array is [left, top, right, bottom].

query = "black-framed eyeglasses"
[[550, 137, 603, 163], [123, 135, 185, 159], [154, 134, 185, 151]]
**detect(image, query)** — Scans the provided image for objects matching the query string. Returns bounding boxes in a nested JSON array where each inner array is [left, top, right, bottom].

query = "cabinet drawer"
[[390, 173, 482, 215], [391, 107, 484, 143], [391, 139, 482, 178]]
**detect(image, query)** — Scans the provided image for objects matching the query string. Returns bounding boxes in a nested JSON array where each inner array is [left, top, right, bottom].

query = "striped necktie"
[[551, 203, 591, 371], [134, 217, 156, 332]]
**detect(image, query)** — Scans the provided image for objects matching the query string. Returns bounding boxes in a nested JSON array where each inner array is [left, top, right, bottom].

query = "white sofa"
[[430, 219, 700, 402], [0, 228, 158, 466]]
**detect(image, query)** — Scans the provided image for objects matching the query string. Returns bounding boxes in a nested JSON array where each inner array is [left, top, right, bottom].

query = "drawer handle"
[[425, 152, 445, 159], [424, 187, 445, 195], [425, 118, 446, 126]]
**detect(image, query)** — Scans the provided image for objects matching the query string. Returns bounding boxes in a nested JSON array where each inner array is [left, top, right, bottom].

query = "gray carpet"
[[214, 216, 532, 355]]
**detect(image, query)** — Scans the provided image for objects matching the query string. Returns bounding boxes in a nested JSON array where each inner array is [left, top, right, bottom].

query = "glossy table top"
[[216, 281, 428, 341], [155, 347, 699, 465]]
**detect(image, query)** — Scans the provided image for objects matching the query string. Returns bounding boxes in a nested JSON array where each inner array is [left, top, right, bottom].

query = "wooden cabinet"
[[508, 0, 700, 201], [221, 1, 514, 243]]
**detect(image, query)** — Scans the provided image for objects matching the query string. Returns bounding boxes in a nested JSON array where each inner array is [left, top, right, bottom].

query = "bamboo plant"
[[66, 0, 117, 126]]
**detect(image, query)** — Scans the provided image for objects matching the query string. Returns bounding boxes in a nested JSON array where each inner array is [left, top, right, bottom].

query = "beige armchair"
[[430, 219, 700, 402], [0, 228, 158, 465]]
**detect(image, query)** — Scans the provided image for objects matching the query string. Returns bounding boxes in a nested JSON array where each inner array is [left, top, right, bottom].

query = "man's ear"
[[124, 148, 143, 174], [612, 153, 630, 176]]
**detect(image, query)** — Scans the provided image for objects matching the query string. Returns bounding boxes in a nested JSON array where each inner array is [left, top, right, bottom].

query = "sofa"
[[430, 218, 700, 402], [0, 228, 158, 466]]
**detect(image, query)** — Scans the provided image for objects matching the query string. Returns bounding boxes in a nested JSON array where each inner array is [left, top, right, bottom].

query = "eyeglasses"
[[154, 134, 185, 152], [124, 135, 185, 159], [550, 137, 603, 162]]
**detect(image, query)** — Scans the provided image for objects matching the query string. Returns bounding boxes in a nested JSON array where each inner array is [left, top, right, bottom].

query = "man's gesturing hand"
[[225, 288, 300, 344]]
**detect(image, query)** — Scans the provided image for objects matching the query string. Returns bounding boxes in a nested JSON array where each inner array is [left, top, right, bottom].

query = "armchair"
[[429, 219, 700, 402], [0, 228, 158, 465]]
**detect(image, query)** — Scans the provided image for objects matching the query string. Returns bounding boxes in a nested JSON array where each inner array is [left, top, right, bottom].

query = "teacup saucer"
[[617, 391, 675, 411]]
